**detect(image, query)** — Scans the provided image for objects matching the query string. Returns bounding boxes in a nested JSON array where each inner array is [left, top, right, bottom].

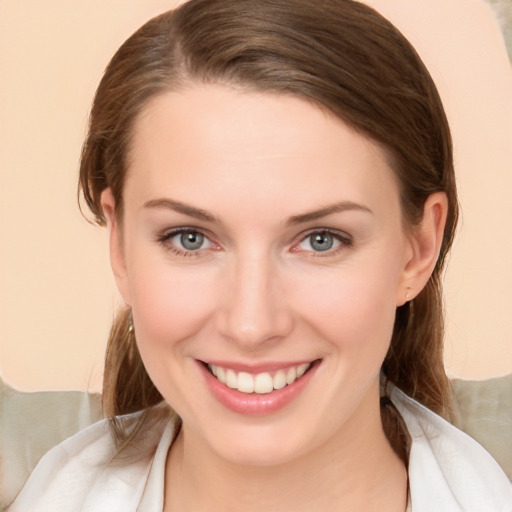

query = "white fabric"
[[9, 388, 512, 512]]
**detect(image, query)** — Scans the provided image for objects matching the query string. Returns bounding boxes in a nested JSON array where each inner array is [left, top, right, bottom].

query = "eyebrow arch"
[[143, 198, 218, 223], [286, 201, 373, 226], [143, 198, 372, 225]]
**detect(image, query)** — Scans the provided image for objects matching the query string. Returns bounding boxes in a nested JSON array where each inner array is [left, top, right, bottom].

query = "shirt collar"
[[137, 416, 180, 512]]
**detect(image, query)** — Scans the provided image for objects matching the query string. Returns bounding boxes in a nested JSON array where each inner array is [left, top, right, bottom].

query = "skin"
[[101, 84, 447, 511]]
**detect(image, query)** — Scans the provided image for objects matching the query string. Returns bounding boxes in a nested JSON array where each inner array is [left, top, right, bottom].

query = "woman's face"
[[105, 84, 426, 466]]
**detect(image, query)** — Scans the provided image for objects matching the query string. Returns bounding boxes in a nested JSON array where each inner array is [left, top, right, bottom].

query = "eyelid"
[[156, 226, 219, 254], [291, 228, 353, 255], [156, 226, 352, 258]]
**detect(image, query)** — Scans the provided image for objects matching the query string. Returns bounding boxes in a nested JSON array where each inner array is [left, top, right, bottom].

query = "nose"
[[215, 251, 294, 350]]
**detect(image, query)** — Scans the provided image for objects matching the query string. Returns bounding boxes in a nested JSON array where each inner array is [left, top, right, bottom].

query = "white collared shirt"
[[9, 387, 512, 511]]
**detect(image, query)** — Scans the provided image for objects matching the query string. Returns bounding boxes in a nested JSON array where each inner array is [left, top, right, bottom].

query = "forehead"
[[126, 84, 399, 219]]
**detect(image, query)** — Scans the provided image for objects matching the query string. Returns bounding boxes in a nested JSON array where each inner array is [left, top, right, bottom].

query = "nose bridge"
[[218, 246, 292, 347]]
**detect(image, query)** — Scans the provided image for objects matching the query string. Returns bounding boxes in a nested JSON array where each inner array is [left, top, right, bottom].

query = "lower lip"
[[199, 360, 320, 416]]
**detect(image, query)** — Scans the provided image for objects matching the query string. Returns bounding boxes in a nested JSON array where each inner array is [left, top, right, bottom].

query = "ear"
[[100, 188, 131, 306], [397, 192, 448, 306]]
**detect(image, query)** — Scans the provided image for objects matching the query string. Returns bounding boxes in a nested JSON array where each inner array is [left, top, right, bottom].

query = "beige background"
[[1, 0, 511, 393]]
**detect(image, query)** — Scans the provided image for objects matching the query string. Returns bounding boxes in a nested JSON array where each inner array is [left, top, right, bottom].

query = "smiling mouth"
[[205, 362, 314, 395]]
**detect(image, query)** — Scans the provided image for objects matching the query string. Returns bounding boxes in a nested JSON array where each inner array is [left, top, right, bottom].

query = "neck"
[[164, 385, 407, 512]]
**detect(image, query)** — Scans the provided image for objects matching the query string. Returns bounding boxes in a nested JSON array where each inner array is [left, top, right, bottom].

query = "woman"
[[10, 0, 512, 510]]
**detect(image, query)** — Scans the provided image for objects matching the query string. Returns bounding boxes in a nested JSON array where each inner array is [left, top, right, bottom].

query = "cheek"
[[127, 255, 218, 353], [127, 260, 221, 407], [292, 257, 401, 356]]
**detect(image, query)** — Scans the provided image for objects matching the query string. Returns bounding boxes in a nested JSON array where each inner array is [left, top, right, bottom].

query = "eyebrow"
[[286, 201, 373, 226], [143, 198, 218, 223], [143, 197, 372, 225]]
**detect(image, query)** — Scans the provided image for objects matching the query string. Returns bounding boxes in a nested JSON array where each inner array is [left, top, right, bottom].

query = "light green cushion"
[[1, 375, 511, 509], [0, 379, 102, 508], [451, 374, 512, 481]]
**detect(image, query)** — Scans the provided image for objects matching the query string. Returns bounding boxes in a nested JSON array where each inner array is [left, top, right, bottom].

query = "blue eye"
[[179, 231, 205, 250], [157, 228, 214, 255], [309, 232, 335, 251], [297, 230, 348, 253]]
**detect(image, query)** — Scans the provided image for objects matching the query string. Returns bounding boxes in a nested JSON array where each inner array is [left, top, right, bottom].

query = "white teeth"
[[237, 372, 254, 393], [254, 373, 274, 394], [216, 366, 226, 384], [286, 367, 297, 385], [225, 369, 237, 389], [273, 370, 287, 390], [208, 362, 311, 394], [297, 363, 309, 378]]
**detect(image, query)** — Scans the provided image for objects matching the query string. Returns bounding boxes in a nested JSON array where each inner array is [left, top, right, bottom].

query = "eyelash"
[[156, 227, 215, 257], [293, 229, 353, 257], [155, 227, 353, 258]]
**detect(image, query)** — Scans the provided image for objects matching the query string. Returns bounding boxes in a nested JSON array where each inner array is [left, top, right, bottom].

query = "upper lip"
[[199, 359, 318, 374]]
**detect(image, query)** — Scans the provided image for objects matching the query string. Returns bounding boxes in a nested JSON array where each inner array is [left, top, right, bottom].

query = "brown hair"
[[79, 0, 458, 447]]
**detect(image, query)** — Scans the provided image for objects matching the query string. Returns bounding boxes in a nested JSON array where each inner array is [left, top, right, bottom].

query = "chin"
[[205, 423, 313, 467]]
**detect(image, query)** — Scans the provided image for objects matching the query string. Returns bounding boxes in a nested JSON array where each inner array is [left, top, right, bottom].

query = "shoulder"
[[8, 407, 173, 512], [391, 386, 512, 512]]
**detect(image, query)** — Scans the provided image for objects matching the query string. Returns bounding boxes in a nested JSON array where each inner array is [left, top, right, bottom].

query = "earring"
[[128, 310, 134, 333]]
